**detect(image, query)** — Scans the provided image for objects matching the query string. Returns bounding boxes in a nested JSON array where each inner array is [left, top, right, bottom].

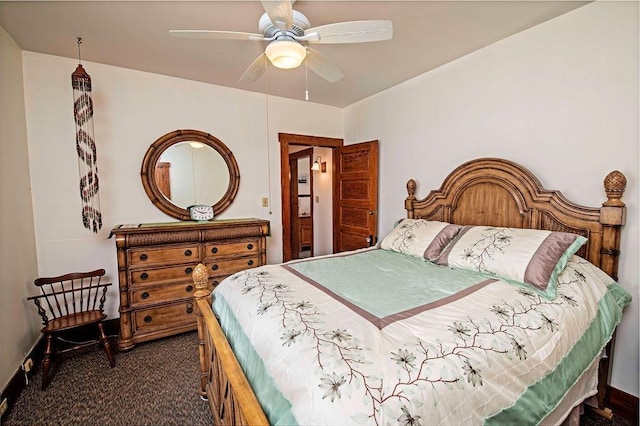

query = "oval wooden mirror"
[[141, 129, 240, 220]]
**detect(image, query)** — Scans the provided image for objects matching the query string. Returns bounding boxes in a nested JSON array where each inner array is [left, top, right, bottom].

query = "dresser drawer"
[[113, 219, 269, 351], [204, 240, 259, 258], [129, 245, 199, 267], [131, 282, 200, 306], [205, 256, 259, 276], [134, 301, 196, 332], [131, 263, 198, 285]]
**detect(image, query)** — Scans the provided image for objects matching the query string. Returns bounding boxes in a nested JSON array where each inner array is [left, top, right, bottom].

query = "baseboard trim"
[[0, 318, 119, 420], [607, 385, 639, 423], [0, 334, 46, 420]]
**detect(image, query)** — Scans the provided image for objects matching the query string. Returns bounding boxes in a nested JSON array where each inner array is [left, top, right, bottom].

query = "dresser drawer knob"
[[211, 247, 218, 254], [185, 267, 193, 274], [247, 260, 254, 266], [247, 243, 254, 250], [139, 253, 148, 261], [186, 303, 194, 314], [211, 264, 219, 271], [186, 285, 193, 293], [213, 280, 219, 286], [184, 249, 193, 257], [144, 315, 152, 323], [140, 273, 149, 280], [141, 292, 150, 299]]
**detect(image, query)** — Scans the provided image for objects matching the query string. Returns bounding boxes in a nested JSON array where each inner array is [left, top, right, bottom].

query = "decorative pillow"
[[379, 219, 463, 261], [436, 226, 587, 299]]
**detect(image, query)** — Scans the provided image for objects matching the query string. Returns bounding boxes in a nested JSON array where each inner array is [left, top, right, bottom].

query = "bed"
[[191, 158, 630, 425]]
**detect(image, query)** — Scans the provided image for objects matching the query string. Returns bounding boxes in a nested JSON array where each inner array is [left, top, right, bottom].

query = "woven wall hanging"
[[72, 37, 102, 233]]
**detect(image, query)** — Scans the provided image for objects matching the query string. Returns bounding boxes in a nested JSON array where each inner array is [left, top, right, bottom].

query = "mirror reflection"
[[156, 142, 230, 208], [141, 129, 240, 221]]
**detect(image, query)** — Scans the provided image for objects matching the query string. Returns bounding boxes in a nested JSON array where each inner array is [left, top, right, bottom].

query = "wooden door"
[[333, 140, 379, 252], [155, 162, 171, 199]]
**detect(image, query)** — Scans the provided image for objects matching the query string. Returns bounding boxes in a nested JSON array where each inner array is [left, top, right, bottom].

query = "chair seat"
[[43, 310, 107, 333]]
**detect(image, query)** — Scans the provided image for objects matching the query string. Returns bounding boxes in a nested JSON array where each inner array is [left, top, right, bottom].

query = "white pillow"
[[379, 219, 462, 261], [436, 226, 587, 299]]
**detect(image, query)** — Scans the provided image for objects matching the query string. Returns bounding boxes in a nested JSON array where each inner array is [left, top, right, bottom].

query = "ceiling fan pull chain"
[[305, 55, 309, 101]]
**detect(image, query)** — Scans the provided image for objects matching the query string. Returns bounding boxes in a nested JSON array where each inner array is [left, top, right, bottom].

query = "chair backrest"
[[28, 269, 111, 325]]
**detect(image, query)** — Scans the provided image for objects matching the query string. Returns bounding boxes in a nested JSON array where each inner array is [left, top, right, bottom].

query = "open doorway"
[[279, 133, 379, 262], [279, 133, 343, 262]]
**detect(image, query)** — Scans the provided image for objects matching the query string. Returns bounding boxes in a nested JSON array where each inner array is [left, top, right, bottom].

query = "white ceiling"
[[0, 1, 588, 107]]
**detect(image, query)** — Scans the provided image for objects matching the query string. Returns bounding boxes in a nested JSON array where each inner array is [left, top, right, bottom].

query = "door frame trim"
[[279, 133, 343, 262]]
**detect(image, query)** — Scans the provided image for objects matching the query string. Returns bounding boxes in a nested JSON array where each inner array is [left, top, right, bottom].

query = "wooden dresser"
[[299, 216, 312, 250], [112, 219, 270, 351]]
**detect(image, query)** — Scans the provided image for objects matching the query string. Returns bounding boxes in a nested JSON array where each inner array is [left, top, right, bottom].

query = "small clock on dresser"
[[188, 204, 214, 221]]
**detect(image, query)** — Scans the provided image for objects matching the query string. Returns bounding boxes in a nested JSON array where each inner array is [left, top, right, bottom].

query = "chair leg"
[[97, 322, 115, 368], [42, 333, 54, 390]]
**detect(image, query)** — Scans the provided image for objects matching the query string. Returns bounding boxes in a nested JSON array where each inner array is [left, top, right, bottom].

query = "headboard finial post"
[[603, 171, 627, 207], [405, 179, 417, 219]]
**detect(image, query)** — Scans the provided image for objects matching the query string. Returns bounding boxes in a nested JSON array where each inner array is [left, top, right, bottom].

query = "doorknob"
[[368, 211, 375, 215], [365, 235, 377, 246]]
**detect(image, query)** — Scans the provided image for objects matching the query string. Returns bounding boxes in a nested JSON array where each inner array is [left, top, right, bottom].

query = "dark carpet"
[[3, 331, 634, 425], [5, 332, 213, 425]]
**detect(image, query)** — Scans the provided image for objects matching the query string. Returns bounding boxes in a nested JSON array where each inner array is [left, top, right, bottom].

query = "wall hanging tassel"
[[72, 37, 102, 233]]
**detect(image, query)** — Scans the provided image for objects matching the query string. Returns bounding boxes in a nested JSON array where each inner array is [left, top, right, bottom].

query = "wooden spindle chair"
[[27, 269, 116, 389]]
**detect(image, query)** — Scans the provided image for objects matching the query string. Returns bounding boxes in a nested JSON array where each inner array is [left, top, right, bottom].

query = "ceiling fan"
[[169, 0, 393, 83]]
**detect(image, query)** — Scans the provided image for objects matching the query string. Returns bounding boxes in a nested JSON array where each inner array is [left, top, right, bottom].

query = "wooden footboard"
[[193, 263, 268, 426]]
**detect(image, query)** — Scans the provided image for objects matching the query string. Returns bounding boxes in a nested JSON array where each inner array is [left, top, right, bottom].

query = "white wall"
[[21, 52, 343, 321], [0, 28, 40, 390], [345, 1, 639, 396], [312, 146, 334, 256]]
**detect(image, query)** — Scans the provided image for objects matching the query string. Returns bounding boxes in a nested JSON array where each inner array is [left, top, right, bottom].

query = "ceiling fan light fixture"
[[265, 40, 306, 69]]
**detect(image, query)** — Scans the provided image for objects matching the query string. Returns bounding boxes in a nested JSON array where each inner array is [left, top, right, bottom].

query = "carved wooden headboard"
[[405, 158, 627, 282]]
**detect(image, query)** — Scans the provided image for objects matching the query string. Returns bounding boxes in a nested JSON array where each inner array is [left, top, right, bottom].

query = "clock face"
[[189, 205, 214, 221]]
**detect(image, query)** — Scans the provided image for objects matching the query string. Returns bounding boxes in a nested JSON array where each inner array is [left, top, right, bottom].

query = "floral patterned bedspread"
[[213, 248, 631, 426]]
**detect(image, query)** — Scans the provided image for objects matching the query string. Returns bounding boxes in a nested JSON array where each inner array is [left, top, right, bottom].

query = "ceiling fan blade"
[[240, 53, 269, 83], [305, 20, 393, 44], [261, 0, 293, 30], [169, 30, 265, 41], [305, 48, 345, 83]]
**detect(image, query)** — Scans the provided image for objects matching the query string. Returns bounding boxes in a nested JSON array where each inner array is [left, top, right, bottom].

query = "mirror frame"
[[141, 129, 240, 220]]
